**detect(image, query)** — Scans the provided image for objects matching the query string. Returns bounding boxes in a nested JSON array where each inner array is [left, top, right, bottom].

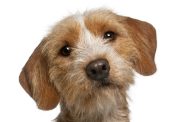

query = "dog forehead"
[[46, 9, 126, 50], [83, 9, 124, 36], [72, 10, 118, 39], [74, 13, 104, 47]]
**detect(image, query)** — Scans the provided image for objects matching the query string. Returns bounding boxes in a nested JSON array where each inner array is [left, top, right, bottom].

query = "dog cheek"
[[113, 37, 136, 61], [51, 62, 92, 105], [106, 51, 134, 86], [111, 64, 133, 86]]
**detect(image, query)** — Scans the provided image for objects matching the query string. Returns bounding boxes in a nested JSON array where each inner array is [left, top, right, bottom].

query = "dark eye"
[[103, 31, 116, 41], [59, 45, 72, 57]]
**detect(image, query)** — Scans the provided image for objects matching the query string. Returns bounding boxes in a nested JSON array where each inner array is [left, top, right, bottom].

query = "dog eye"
[[103, 31, 116, 41], [59, 45, 72, 57]]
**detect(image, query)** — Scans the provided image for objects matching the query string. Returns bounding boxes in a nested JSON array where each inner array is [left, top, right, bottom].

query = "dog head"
[[19, 9, 156, 113]]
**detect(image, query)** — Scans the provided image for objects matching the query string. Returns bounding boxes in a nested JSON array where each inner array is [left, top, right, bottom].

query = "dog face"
[[19, 9, 156, 116]]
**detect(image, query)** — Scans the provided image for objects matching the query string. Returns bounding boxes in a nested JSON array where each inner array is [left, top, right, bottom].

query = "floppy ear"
[[125, 17, 157, 75], [19, 40, 60, 110]]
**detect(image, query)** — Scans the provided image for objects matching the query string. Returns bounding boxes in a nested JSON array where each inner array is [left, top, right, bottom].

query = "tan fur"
[[19, 9, 157, 122]]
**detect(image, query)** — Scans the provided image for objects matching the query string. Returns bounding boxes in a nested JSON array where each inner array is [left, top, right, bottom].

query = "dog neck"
[[56, 92, 129, 122]]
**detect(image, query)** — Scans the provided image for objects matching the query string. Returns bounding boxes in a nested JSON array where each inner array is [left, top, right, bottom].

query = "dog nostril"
[[102, 65, 107, 70], [91, 69, 97, 75]]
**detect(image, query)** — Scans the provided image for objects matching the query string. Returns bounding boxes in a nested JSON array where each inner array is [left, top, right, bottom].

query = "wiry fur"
[[19, 9, 157, 122]]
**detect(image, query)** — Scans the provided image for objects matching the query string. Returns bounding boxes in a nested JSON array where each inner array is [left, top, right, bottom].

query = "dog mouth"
[[93, 77, 114, 88], [99, 78, 110, 86]]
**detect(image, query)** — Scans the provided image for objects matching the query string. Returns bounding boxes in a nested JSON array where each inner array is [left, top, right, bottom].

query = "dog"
[[19, 9, 157, 122]]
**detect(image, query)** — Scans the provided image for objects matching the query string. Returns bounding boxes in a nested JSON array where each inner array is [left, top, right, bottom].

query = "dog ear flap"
[[19, 40, 60, 110], [125, 17, 157, 76]]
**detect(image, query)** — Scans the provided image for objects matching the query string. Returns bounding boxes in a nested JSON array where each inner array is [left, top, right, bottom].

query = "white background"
[[0, 0, 182, 122]]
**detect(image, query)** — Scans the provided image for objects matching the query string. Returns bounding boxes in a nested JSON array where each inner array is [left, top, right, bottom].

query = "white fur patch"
[[73, 15, 123, 64], [73, 15, 107, 60]]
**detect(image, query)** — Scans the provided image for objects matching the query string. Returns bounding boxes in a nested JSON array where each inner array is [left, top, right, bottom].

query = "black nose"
[[86, 59, 110, 81]]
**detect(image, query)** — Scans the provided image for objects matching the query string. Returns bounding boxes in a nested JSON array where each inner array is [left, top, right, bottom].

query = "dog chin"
[[92, 78, 120, 90]]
